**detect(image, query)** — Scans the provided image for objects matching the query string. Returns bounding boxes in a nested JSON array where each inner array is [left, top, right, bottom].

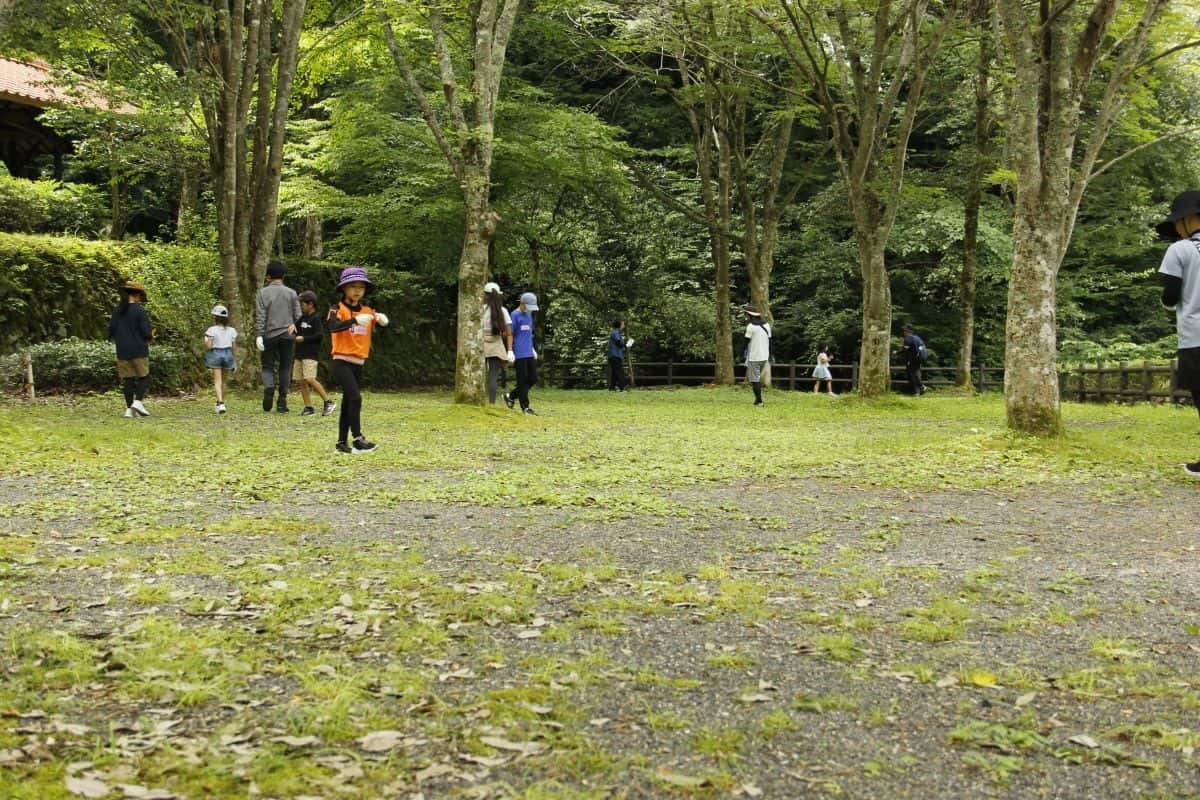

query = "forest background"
[[1, 0, 1199, 432]]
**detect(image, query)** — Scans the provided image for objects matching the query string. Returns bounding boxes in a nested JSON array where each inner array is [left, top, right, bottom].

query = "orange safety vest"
[[329, 302, 375, 362]]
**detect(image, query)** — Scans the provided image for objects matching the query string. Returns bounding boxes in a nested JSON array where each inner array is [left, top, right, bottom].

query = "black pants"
[[487, 356, 504, 404], [261, 335, 295, 395], [122, 376, 148, 406], [513, 357, 538, 410], [608, 356, 627, 390], [905, 361, 923, 395], [331, 360, 364, 443]]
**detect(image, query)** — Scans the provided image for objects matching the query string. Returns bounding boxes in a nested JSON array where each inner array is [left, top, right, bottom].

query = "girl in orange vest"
[[326, 266, 389, 453]]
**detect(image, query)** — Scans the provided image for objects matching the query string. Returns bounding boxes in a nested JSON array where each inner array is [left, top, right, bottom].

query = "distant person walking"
[[608, 319, 632, 392], [294, 290, 335, 417], [326, 266, 389, 453], [256, 260, 301, 413], [482, 282, 515, 405], [812, 343, 835, 396], [744, 305, 772, 406], [900, 324, 926, 396], [504, 292, 539, 416], [204, 303, 237, 414], [1156, 191, 1200, 478], [109, 280, 153, 418]]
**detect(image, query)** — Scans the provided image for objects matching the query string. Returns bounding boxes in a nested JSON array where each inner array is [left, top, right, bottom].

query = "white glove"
[[626, 338, 635, 348], [255, 336, 264, 352], [532, 348, 538, 360], [355, 313, 374, 326], [506, 350, 515, 364], [374, 312, 389, 327]]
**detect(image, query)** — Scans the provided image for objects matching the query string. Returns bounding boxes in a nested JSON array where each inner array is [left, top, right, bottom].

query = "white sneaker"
[[216, 402, 227, 414], [131, 400, 150, 417], [123, 408, 134, 418]]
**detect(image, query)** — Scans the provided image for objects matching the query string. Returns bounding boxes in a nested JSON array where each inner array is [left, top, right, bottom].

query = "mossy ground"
[[1, 387, 1198, 799]]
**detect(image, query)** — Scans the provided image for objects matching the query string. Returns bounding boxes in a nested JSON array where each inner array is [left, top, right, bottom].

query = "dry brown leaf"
[[271, 735, 320, 749], [1068, 734, 1100, 749], [358, 730, 405, 752], [479, 736, 548, 756]]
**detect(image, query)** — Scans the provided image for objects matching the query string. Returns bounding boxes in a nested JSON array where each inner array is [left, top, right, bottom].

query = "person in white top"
[[204, 304, 238, 414], [481, 282, 515, 405], [743, 305, 772, 406], [812, 343, 835, 396]]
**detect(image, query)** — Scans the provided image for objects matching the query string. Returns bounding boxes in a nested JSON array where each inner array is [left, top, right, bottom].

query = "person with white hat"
[[204, 303, 238, 414], [504, 292, 540, 415], [482, 281, 515, 405], [743, 305, 772, 406]]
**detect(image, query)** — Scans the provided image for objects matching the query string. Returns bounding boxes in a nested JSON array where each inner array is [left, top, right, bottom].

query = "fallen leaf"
[[271, 736, 320, 749], [458, 752, 509, 767], [1014, 692, 1036, 708], [479, 736, 548, 756], [968, 670, 997, 688], [414, 763, 457, 783], [358, 730, 406, 752], [741, 783, 764, 797], [654, 767, 709, 788], [1068, 734, 1100, 749], [935, 675, 958, 688], [738, 692, 772, 704], [66, 776, 111, 798]]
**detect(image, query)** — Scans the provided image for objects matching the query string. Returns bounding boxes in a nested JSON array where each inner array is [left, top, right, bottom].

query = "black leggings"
[[331, 360, 364, 443], [122, 376, 148, 407], [487, 356, 504, 404]]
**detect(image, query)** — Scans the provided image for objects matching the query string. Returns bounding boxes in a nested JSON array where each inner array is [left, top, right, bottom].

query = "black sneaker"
[[1185, 461, 1200, 479], [335, 441, 353, 454], [523, 407, 537, 416], [352, 436, 377, 453], [263, 389, 274, 412], [322, 400, 336, 416], [300, 407, 315, 416], [503, 392, 515, 409], [276, 403, 289, 413]]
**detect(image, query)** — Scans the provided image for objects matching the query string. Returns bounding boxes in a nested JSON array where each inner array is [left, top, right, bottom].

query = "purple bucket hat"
[[336, 266, 373, 290]]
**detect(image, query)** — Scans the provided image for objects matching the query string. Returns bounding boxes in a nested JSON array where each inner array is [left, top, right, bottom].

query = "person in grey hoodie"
[[256, 260, 301, 412]]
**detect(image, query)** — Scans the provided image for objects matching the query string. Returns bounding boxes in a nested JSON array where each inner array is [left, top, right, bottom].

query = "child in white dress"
[[812, 344, 835, 396]]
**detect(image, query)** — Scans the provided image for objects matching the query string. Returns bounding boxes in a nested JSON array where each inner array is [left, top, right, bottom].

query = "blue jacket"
[[607, 328, 626, 358]]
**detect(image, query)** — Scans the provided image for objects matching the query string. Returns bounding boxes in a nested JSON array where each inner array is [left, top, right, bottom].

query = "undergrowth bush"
[[0, 338, 193, 394], [0, 174, 106, 235]]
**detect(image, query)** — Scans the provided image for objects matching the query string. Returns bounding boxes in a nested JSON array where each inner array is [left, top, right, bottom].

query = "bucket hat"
[[120, 281, 147, 299], [519, 292, 539, 311], [336, 266, 373, 290], [211, 304, 229, 318], [1156, 191, 1200, 240], [744, 304, 762, 317]]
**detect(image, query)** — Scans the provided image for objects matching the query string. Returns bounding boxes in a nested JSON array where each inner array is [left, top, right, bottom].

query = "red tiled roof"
[[0, 56, 136, 113]]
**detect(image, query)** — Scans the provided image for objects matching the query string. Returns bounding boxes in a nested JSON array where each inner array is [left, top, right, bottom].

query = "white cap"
[[211, 304, 229, 317], [483, 281, 501, 295]]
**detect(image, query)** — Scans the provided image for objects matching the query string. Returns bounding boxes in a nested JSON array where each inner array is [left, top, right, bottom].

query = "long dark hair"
[[486, 291, 505, 335]]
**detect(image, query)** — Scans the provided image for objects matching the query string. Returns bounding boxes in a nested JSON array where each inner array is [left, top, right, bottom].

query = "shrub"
[[0, 338, 194, 395], [0, 174, 106, 235]]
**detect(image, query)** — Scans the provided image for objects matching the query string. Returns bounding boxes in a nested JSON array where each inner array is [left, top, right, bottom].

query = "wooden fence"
[[541, 360, 1006, 393], [1058, 359, 1193, 405]]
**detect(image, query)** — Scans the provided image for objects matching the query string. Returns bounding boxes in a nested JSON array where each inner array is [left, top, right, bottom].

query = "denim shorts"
[[206, 347, 236, 370]]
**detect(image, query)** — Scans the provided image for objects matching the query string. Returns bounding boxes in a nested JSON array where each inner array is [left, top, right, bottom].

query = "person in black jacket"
[[293, 290, 335, 417], [108, 281, 153, 418]]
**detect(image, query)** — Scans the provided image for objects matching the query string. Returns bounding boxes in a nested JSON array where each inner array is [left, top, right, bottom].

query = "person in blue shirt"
[[504, 292, 540, 415], [1156, 190, 1200, 477], [607, 319, 632, 391], [900, 323, 926, 396]]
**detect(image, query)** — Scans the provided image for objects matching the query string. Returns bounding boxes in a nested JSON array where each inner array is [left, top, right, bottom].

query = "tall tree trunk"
[[856, 231, 893, 395], [455, 172, 498, 403], [303, 214, 323, 258], [177, 168, 199, 241], [1004, 215, 1062, 433]]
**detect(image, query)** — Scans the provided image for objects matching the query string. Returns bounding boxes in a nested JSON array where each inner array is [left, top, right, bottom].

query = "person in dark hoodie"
[[255, 260, 301, 413], [1156, 190, 1200, 478], [108, 280, 153, 418], [293, 290, 335, 417]]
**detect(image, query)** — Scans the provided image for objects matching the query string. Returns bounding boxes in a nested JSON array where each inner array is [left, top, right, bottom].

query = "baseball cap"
[[298, 290, 318, 304], [483, 281, 502, 295], [520, 292, 539, 311], [211, 304, 229, 318]]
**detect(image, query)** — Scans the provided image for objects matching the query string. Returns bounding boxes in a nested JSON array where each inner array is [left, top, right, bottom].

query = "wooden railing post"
[[851, 362, 859, 392], [789, 362, 797, 390], [1142, 360, 1152, 402], [667, 360, 674, 387], [1118, 360, 1129, 402]]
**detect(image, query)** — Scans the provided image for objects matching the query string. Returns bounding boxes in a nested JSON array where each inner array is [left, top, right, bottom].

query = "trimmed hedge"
[[0, 337, 190, 394]]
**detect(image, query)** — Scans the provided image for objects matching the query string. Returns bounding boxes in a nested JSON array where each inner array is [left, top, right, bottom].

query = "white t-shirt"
[[744, 321, 772, 362], [1159, 236, 1200, 348], [205, 325, 238, 349]]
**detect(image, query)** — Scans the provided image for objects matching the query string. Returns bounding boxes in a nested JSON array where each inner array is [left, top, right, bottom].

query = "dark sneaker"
[[1185, 461, 1200, 479], [503, 392, 515, 409], [300, 407, 315, 416], [276, 401, 289, 413], [262, 389, 274, 412], [352, 436, 377, 453], [322, 400, 336, 416], [523, 407, 537, 416], [335, 441, 353, 454]]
